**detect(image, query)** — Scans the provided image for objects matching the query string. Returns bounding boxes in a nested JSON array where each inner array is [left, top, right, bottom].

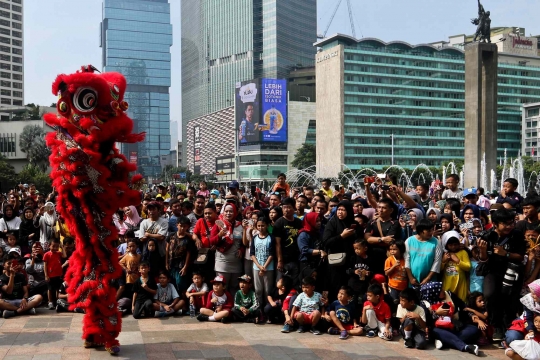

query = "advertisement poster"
[[194, 125, 201, 174], [235, 79, 261, 147], [129, 151, 138, 164], [261, 78, 287, 142]]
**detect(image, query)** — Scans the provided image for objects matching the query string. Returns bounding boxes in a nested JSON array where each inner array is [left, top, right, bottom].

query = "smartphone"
[[377, 173, 386, 180], [364, 176, 375, 183], [334, 185, 340, 191], [250, 185, 257, 194], [381, 185, 390, 191], [350, 224, 357, 229], [435, 223, 442, 230], [441, 303, 450, 310], [322, 291, 329, 299]]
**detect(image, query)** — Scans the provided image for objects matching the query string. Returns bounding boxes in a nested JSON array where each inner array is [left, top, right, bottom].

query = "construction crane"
[[317, 0, 356, 39]]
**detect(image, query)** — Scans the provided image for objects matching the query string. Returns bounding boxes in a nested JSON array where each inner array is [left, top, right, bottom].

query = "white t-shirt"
[[139, 217, 169, 257]]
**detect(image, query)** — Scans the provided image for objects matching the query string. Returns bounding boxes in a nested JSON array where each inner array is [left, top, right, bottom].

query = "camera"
[[364, 176, 375, 184], [381, 185, 391, 191], [502, 262, 521, 295], [459, 221, 474, 231], [400, 214, 410, 222]]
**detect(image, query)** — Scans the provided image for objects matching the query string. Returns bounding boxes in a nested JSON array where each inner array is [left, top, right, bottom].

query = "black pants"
[[483, 272, 520, 329], [231, 308, 260, 322], [133, 299, 153, 319], [264, 303, 283, 323], [400, 318, 427, 349], [277, 261, 300, 289]]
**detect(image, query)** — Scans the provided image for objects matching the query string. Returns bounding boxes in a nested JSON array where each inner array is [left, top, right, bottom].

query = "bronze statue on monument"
[[471, 0, 491, 42]]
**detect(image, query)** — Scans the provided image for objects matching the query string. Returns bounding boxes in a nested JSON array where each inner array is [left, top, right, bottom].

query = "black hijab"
[[2, 204, 15, 222], [323, 200, 357, 254]]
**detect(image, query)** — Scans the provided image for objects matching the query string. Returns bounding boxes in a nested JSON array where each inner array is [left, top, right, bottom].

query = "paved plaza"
[[0, 310, 510, 360]]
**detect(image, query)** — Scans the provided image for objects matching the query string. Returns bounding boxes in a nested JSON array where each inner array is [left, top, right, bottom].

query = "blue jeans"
[[432, 324, 480, 351], [505, 329, 524, 345], [170, 267, 190, 293]]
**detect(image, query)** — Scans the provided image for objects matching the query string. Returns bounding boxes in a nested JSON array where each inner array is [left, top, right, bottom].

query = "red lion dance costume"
[[44, 65, 144, 355]]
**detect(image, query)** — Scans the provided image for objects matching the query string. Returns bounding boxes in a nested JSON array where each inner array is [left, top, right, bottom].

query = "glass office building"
[[181, 0, 316, 166], [101, 0, 172, 178], [316, 35, 540, 175]]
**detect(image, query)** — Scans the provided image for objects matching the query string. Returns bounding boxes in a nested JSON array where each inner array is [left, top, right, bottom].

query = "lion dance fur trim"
[[44, 65, 144, 348]]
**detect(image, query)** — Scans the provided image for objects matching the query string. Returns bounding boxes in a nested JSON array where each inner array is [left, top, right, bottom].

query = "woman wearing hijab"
[[18, 206, 39, 254], [34, 202, 57, 251], [323, 200, 360, 301], [0, 203, 22, 247], [210, 203, 244, 290], [123, 205, 142, 232], [298, 212, 326, 282], [400, 208, 425, 239], [421, 282, 481, 356], [461, 204, 480, 224]]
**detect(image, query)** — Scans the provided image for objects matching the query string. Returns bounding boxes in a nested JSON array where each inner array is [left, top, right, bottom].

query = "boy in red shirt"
[[361, 284, 392, 340], [196, 275, 233, 322], [43, 238, 66, 310]]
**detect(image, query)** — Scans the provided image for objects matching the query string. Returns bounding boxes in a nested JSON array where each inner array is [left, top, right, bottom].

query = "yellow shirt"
[[320, 188, 333, 199], [441, 249, 471, 302]]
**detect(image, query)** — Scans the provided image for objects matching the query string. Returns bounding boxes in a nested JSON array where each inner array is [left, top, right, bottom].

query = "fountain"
[[272, 149, 539, 197]]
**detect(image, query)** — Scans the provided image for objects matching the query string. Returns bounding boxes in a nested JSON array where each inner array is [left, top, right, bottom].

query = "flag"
[[533, 146, 535, 156]]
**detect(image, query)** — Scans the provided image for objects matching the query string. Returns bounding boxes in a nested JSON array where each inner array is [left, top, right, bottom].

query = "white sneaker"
[[435, 339, 443, 350]]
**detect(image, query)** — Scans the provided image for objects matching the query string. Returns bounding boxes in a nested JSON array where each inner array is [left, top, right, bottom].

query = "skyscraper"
[[181, 0, 317, 166], [101, 0, 172, 177], [0, 0, 24, 117]]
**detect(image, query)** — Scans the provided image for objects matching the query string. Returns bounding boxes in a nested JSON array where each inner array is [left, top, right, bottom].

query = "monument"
[[464, 0, 497, 188]]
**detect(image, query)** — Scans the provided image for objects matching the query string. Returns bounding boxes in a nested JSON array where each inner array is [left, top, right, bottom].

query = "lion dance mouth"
[[44, 65, 145, 353]]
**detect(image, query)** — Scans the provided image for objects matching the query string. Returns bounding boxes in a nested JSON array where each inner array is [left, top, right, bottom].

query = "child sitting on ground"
[[325, 286, 363, 339], [362, 283, 392, 340], [153, 271, 183, 317], [186, 271, 209, 314], [197, 275, 233, 322], [464, 291, 490, 346], [384, 241, 408, 305], [265, 276, 294, 324], [56, 280, 84, 313], [232, 275, 260, 323], [397, 288, 427, 349], [506, 314, 540, 360], [290, 276, 325, 335], [43, 238, 66, 310], [132, 261, 158, 319]]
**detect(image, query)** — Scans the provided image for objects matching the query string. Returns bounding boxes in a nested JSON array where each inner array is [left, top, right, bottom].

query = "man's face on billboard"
[[245, 105, 253, 121]]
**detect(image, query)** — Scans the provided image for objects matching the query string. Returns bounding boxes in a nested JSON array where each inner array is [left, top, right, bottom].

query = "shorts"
[[4, 295, 40, 307], [47, 277, 63, 292], [342, 323, 355, 331], [297, 311, 317, 325]]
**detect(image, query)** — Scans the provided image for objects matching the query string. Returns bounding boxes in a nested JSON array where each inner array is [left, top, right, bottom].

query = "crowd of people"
[[2, 174, 540, 359]]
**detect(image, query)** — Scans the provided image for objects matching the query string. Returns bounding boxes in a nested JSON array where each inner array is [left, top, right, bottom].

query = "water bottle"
[[240, 120, 247, 137], [189, 303, 196, 318]]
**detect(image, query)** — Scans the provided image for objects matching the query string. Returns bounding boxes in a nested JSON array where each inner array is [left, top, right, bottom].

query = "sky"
[[25, 0, 540, 139]]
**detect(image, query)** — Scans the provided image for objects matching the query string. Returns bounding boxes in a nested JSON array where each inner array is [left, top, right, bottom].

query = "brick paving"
[[0, 310, 508, 360]]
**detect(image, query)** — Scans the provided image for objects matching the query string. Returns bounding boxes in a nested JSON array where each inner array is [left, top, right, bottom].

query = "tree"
[[0, 153, 18, 191], [11, 103, 42, 121], [18, 164, 52, 195], [19, 125, 50, 172], [291, 143, 316, 170]]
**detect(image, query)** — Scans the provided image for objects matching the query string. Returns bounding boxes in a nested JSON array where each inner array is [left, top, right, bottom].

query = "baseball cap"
[[463, 188, 477, 197], [214, 199, 224, 205], [211, 275, 226, 284], [238, 275, 252, 283], [489, 203, 505, 212], [210, 189, 220, 196], [8, 248, 21, 256], [146, 201, 162, 209], [228, 181, 240, 189], [157, 182, 167, 188]]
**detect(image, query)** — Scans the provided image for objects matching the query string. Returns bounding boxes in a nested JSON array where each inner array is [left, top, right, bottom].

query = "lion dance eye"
[[73, 87, 97, 113]]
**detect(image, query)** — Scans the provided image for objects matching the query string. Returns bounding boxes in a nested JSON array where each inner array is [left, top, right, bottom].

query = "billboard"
[[129, 151, 138, 164], [235, 80, 261, 147], [261, 78, 287, 142], [194, 125, 201, 174]]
